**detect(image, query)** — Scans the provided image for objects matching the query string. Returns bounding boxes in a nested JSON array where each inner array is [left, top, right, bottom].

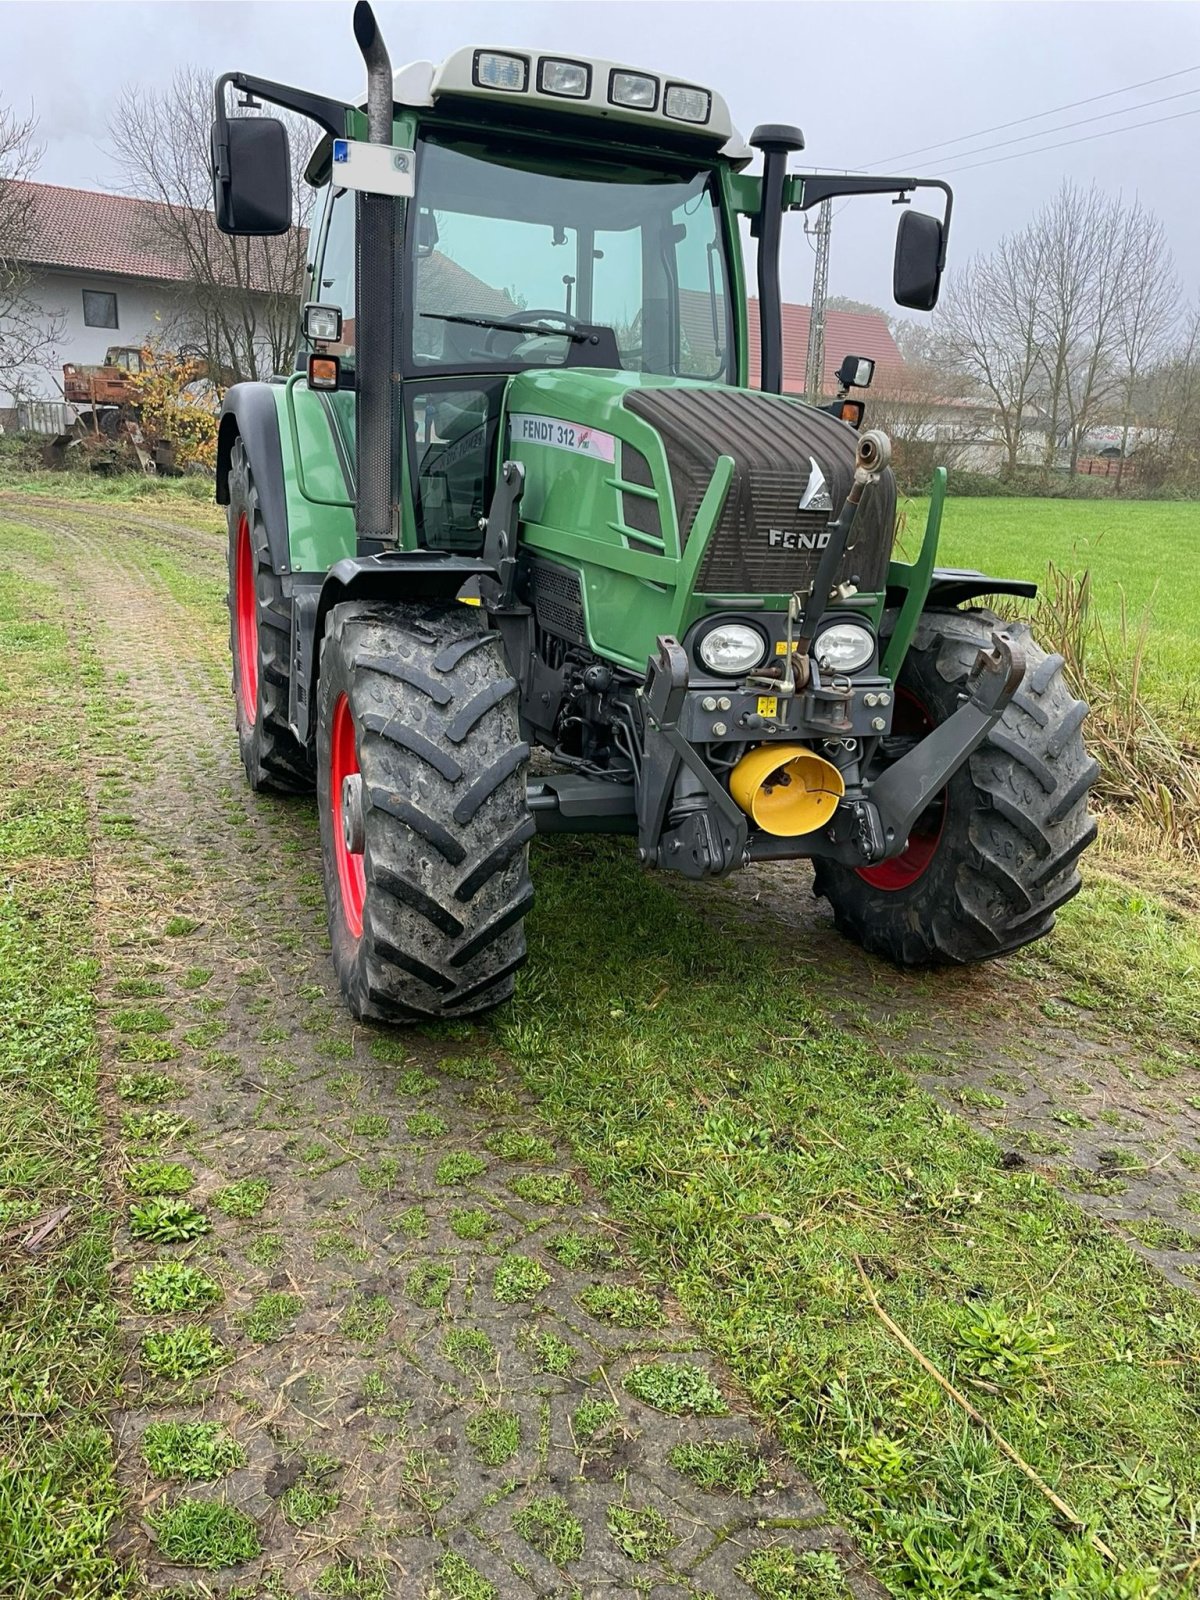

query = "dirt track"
[[14, 495, 886, 1598]]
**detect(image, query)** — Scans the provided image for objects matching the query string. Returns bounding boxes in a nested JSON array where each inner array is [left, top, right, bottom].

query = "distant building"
[[746, 300, 905, 396], [0, 182, 291, 428]]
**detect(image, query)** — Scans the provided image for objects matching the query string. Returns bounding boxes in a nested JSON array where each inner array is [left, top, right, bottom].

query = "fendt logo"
[[767, 456, 832, 550], [768, 526, 830, 551]]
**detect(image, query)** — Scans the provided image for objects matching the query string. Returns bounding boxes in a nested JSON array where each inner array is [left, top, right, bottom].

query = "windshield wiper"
[[420, 312, 588, 343]]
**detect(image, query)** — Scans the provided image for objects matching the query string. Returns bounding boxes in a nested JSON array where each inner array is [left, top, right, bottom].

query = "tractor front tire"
[[227, 438, 314, 794], [813, 610, 1098, 966], [316, 600, 534, 1023]]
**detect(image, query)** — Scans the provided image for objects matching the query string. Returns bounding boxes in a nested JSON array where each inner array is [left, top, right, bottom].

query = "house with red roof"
[[1, 181, 300, 421], [746, 300, 905, 396]]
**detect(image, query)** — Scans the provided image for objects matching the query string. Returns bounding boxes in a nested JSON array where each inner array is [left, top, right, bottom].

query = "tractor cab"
[[294, 47, 748, 555]]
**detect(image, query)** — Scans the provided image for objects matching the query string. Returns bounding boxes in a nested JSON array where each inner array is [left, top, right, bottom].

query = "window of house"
[[82, 290, 118, 329]]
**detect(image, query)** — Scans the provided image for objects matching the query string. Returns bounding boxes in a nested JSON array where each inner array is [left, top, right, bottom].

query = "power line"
[[860, 62, 1200, 169], [937, 103, 1200, 176], [915, 85, 1200, 170]]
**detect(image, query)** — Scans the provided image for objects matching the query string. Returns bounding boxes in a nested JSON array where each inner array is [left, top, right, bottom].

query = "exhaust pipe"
[[729, 745, 845, 836], [351, 2, 397, 553], [353, 1, 393, 142]]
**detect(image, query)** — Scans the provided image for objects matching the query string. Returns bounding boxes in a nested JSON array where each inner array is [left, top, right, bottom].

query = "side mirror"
[[416, 208, 439, 260], [211, 115, 292, 236], [893, 208, 943, 312]]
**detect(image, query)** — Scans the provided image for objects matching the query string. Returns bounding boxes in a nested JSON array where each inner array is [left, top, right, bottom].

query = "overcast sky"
[[6, 0, 1200, 321]]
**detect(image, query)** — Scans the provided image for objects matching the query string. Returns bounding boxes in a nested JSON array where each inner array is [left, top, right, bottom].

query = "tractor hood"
[[502, 369, 896, 603]]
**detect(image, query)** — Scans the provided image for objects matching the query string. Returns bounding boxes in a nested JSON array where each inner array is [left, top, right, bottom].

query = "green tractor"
[[210, 3, 1097, 1022]]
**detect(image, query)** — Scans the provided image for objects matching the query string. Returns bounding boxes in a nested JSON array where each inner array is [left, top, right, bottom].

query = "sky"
[[6, 0, 1200, 325]]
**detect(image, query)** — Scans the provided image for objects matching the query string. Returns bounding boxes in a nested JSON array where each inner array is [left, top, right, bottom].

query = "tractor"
[[210, 3, 1097, 1023]]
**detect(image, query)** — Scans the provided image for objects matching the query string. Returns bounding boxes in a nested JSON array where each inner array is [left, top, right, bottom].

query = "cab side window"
[[315, 187, 356, 367]]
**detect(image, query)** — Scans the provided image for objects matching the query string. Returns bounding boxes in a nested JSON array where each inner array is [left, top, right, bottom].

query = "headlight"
[[697, 623, 767, 676], [539, 59, 590, 98], [814, 622, 875, 674], [473, 52, 528, 91], [610, 70, 658, 110]]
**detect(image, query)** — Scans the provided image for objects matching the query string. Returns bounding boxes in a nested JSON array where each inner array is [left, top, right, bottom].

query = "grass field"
[[1, 479, 1198, 1598], [902, 496, 1200, 737]]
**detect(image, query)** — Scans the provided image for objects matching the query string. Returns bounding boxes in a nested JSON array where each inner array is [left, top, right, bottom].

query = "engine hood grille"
[[623, 386, 895, 595]]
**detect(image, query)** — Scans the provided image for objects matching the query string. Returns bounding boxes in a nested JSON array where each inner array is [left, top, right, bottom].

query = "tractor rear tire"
[[226, 438, 314, 794], [316, 600, 534, 1023], [812, 609, 1098, 966]]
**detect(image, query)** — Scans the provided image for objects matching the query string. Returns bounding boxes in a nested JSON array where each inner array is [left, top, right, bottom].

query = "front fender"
[[291, 552, 500, 744], [216, 384, 291, 575]]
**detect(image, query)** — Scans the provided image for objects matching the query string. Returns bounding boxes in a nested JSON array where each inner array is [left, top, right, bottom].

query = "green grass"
[[124, 1158, 194, 1195], [128, 1197, 210, 1243], [148, 1497, 261, 1568], [577, 1283, 664, 1328], [141, 1421, 247, 1482], [210, 1177, 270, 1218], [738, 1546, 848, 1599], [492, 1253, 552, 1304], [512, 1493, 584, 1565], [605, 1503, 678, 1561], [130, 1261, 221, 1315], [572, 1399, 621, 1443], [141, 1325, 229, 1382], [236, 1291, 302, 1343], [465, 1407, 520, 1466], [498, 838, 1200, 1596], [624, 1361, 727, 1417], [668, 1439, 769, 1497], [0, 551, 124, 1596], [430, 1549, 496, 1600], [906, 496, 1200, 733]]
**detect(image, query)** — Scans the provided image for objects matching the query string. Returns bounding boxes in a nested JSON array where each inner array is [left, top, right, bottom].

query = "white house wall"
[[1, 269, 187, 406], [1, 268, 288, 411]]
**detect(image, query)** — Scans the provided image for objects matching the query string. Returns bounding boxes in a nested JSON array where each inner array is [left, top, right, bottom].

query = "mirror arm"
[[213, 70, 351, 143], [792, 174, 953, 261]]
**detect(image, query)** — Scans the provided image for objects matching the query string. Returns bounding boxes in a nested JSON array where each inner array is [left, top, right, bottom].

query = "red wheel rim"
[[857, 688, 947, 891], [330, 692, 366, 940], [235, 512, 259, 720]]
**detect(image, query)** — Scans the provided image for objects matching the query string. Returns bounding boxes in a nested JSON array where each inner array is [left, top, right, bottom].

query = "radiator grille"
[[526, 559, 586, 645], [624, 386, 894, 595]]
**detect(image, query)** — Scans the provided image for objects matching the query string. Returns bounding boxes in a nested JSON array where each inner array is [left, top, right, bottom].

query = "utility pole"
[[804, 198, 832, 404]]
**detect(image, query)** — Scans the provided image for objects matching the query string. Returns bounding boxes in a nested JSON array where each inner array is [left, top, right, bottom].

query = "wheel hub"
[[341, 772, 365, 854]]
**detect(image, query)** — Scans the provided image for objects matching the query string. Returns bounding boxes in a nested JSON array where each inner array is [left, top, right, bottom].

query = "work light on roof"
[[664, 83, 711, 124], [609, 70, 658, 110], [473, 51, 528, 91], [539, 58, 590, 98]]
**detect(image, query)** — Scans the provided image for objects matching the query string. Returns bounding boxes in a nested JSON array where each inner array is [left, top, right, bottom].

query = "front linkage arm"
[[865, 629, 1027, 860]]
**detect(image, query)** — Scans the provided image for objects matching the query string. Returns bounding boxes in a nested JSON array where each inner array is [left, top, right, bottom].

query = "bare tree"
[[1034, 183, 1131, 472], [1111, 203, 1178, 487], [936, 225, 1049, 478], [0, 100, 65, 404], [107, 69, 316, 384]]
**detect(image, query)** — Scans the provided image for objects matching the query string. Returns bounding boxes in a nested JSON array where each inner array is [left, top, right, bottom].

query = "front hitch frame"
[[863, 629, 1026, 862], [638, 636, 749, 878]]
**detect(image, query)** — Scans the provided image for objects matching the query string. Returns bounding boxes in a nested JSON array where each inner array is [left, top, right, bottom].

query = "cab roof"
[[390, 48, 753, 166]]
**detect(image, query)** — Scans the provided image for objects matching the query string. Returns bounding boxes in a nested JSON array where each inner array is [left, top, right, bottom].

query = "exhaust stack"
[[351, 2, 397, 553]]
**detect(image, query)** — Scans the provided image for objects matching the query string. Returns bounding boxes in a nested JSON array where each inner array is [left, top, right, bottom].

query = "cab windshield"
[[409, 133, 734, 382]]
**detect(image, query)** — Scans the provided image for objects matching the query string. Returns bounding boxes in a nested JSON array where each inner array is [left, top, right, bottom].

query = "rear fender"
[[216, 384, 291, 575], [290, 552, 500, 744]]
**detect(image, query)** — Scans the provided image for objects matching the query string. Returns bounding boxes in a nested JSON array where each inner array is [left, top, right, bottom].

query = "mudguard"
[[216, 384, 291, 575], [289, 551, 501, 744], [923, 567, 1038, 608]]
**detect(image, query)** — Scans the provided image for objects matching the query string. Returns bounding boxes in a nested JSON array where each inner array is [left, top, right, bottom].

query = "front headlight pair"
[[695, 620, 874, 677]]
